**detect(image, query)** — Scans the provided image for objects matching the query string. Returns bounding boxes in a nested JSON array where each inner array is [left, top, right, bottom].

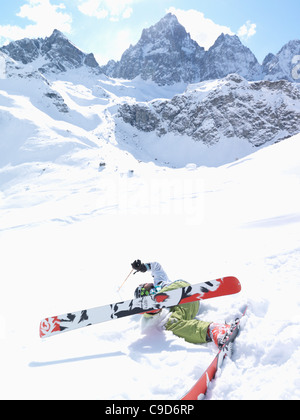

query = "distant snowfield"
[[0, 70, 300, 400]]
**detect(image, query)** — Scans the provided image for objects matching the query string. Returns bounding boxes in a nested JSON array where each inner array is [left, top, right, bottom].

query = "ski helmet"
[[134, 284, 156, 298]]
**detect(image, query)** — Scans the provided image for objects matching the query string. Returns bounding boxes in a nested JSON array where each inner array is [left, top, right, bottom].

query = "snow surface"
[[0, 69, 300, 400]]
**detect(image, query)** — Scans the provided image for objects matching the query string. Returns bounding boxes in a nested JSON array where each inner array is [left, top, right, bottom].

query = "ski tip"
[[225, 275, 241, 285], [221, 276, 241, 294], [39, 316, 61, 339]]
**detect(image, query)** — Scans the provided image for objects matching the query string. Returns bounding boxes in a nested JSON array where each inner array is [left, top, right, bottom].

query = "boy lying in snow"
[[131, 260, 230, 347]]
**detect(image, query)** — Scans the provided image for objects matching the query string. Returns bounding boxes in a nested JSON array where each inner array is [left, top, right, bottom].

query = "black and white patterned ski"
[[39, 276, 241, 338]]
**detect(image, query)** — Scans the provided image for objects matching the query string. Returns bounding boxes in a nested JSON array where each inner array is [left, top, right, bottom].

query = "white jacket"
[[146, 262, 172, 288]]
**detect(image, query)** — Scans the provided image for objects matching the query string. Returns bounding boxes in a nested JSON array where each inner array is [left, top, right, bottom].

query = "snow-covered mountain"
[[101, 13, 206, 86], [263, 39, 300, 82], [1, 13, 300, 86], [101, 13, 299, 85], [200, 34, 262, 81], [101, 14, 262, 85], [118, 74, 300, 156], [0, 29, 100, 75], [0, 13, 300, 168]]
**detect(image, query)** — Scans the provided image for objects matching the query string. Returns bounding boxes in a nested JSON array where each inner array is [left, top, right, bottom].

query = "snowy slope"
[[0, 65, 300, 399]]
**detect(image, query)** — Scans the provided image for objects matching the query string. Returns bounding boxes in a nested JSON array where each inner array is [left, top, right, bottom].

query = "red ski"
[[181, 306, 247, 400]]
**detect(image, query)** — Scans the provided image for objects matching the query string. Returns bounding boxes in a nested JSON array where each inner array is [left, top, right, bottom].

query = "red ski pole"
[[117, 268, 134, 292]]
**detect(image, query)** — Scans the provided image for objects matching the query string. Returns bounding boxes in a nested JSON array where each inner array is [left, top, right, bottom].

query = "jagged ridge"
[[118, 74, 300, 146], [100, 13, 300, 85], [0, 29, 100, 74], [1, 13, 300, 85]]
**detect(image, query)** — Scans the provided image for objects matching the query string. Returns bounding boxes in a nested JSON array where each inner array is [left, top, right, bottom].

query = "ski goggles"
[[135, 285, 163, 298]]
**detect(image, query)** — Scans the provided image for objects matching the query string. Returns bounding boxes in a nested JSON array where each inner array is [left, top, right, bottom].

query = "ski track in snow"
[[0, 70, 300, 400]]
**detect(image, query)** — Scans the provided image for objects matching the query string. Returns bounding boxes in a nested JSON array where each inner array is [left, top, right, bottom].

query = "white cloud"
[[77, 0, 108, 19], [237, 21, 257, 39], [122, 7, 133, 20], [94, 28, 133, 64], [0, 0, 72, 44], [167, 7, 234, 50], [78, 0, 135, 21]]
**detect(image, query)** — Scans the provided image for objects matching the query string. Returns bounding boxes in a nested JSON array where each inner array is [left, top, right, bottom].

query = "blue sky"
[[0, 0, 299, 65]]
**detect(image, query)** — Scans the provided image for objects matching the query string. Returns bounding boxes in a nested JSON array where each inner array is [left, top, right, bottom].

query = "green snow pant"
[[162, 280, 211, 344]]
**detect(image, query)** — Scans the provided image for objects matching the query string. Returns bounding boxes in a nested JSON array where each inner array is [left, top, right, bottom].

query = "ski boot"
[[208, 322, 232, 348]]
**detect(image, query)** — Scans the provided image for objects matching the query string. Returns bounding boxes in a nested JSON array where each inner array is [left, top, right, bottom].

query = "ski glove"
[[131, 259, 148, 273]]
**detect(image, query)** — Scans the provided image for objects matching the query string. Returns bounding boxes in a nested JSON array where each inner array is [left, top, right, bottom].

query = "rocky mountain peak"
[[263, 39, 300, 82], [100, 14, 264, 85], [0, 29, 100, 75], [199, 33, 262, 81], [100, 13, 205, 85], [213, 33, 240, 47], [48, 29, 68, 41], [139, 12, 187, 43]]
